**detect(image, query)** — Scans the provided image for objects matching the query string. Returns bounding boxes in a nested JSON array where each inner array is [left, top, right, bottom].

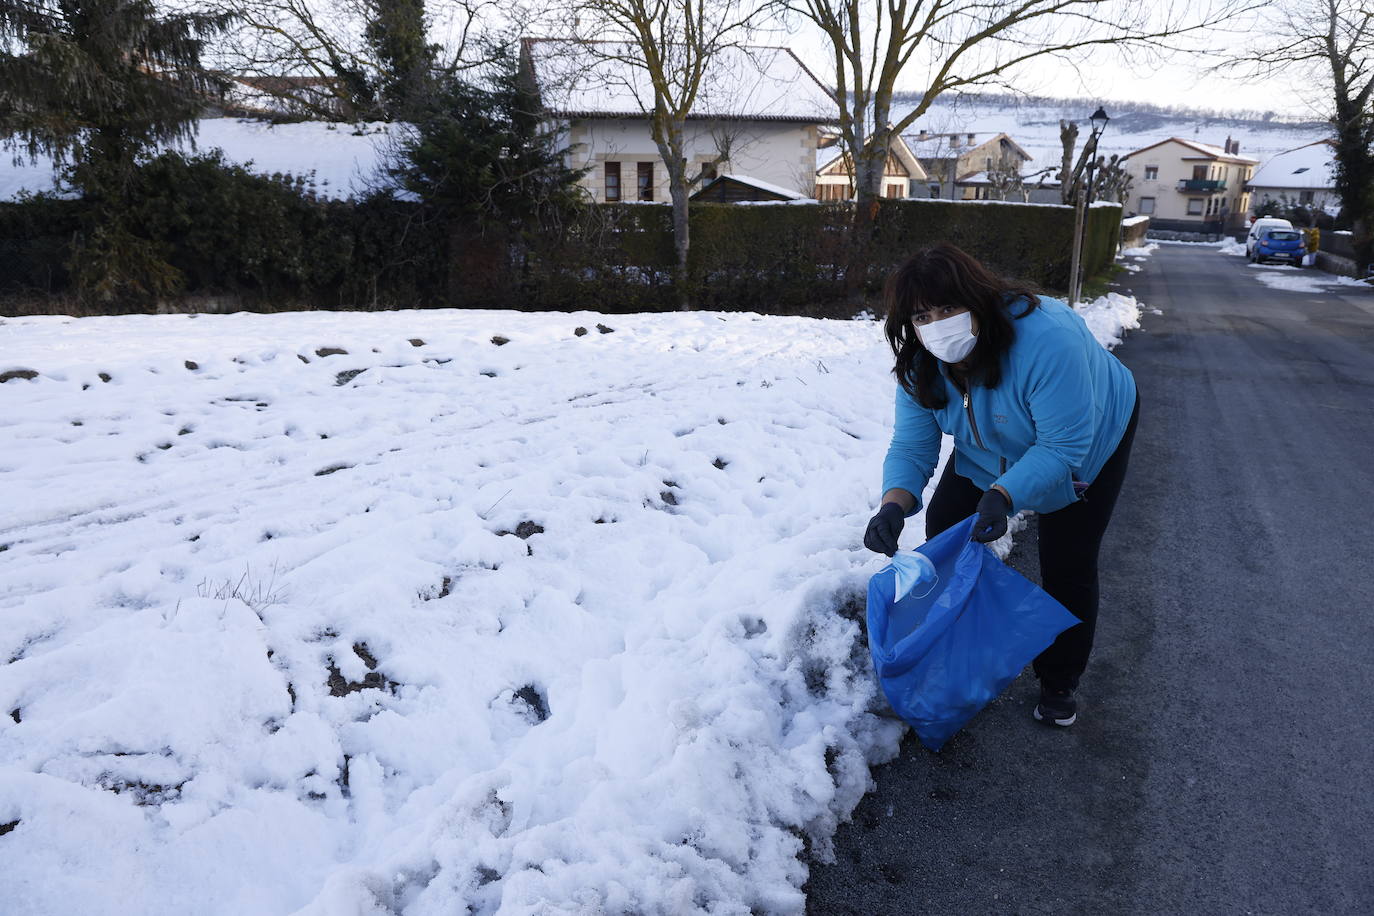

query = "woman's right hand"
[[864, 502, 906, 556]]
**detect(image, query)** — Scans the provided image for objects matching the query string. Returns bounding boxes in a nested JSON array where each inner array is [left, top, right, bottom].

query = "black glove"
[[972, 489, 1010, 543], [864, 502, 906, 556]]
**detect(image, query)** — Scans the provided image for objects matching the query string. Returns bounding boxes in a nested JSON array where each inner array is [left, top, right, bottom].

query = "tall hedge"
[[1, 165, 1122, 315]]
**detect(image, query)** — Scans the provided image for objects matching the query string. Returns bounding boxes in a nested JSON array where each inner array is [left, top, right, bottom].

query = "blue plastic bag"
[[867, 514, 1080, 751]]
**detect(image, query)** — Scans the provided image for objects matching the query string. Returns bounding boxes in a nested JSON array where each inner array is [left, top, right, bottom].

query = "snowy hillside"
[[0, 295, 1140, 915], [899, 94, 1330, 171], [0, 119, 397, 201]]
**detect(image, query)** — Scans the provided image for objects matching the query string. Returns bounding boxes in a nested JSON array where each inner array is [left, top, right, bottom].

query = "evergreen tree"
[[0, 0, 232, 301], [365, 0, 436, 120], [390, 47, 586, 230]]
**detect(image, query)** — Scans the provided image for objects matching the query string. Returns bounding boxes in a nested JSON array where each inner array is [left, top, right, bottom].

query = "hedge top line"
[[597, 198, 1124, 212]]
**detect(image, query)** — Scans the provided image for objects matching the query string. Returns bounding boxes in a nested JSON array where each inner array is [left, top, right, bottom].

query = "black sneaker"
[[1033, 686, 1077, 726]]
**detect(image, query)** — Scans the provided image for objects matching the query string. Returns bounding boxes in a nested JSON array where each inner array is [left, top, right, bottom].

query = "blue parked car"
[[1249, 227, 1307, 265]]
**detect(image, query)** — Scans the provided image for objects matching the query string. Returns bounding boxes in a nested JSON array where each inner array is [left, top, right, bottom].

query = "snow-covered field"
[[0, 297, 1140, 915]]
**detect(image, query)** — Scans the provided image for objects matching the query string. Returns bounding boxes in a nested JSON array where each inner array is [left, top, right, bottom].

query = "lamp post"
[[1068, 106, 1111, 307]]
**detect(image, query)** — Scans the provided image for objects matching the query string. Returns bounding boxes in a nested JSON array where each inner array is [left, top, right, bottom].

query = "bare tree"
[[208, 0, 505, 120], [1093, 153, 1132, 203], [985, 162, 1020, 200], [1222, 0, 1374, 273], [1058, 118, 1080, 204], [565, 1, 766, 308], [778, 0, 1255, 301]]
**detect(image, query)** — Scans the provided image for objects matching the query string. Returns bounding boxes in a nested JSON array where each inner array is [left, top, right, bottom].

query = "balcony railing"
[[1177, 179, 1227, 191]]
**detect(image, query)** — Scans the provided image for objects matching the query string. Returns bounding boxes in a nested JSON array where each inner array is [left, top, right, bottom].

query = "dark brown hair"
[[883, 243, 1041, 409]]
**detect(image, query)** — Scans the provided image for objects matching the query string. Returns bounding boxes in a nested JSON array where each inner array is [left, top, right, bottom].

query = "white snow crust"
[[0, 297, 1140, 914], [1244, 263, 1372, 293]]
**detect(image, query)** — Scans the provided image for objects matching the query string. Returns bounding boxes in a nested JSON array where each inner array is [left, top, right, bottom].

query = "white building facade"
[[520, 40, 835, 204], [1122, 138, 1258, 234]]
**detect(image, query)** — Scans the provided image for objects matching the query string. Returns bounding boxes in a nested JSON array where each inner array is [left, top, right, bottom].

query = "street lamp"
[[1084, 107, 1111, 206], [1090, 106, 1110, 137], [1068, 106, 1110, 307]]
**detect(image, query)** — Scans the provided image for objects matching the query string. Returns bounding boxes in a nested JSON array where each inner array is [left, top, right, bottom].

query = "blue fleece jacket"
[[881, 296, 1137, 516]]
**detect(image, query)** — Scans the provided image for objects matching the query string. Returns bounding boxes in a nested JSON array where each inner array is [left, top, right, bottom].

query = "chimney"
[[1224, 135, 1232, 155], [1232, 140, 1240, 155], [918, 129, 928, 140], [967, 132, 976, 145]]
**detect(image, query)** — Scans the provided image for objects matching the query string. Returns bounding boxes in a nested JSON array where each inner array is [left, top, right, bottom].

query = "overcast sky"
[[774, 6, 1327, 122]]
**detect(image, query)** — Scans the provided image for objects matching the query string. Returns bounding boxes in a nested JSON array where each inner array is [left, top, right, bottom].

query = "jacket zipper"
[[962, 391, 985, 449], [962, 388, 1007, 474]]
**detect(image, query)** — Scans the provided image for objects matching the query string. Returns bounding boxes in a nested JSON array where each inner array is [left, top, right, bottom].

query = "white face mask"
[[916, 311, 977, 363]]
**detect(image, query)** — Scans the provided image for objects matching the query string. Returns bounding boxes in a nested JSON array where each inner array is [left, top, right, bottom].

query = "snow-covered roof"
[[1248, 140, 1337, 190], [902, 131, 1032, 163], [522, 39, 835, 122], [1126, 137, 1259, 165], [816, 144, 847, 172], [702, 173, 808, 199]]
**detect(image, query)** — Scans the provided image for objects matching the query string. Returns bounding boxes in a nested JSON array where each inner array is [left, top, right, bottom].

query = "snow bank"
[[0, 299, 1141, 914], [1120, 243, 1158, 258], [1244, 263, 1372, 293], [1074, 292, 1142, 350], [1217, 239, 1248, 257]]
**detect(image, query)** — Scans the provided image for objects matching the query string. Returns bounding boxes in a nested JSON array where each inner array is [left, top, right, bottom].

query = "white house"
[[519, 39, 836, 203], [1247, 140, 1340, 214]]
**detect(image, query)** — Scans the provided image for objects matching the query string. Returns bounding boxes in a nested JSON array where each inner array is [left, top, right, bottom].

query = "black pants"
[[925, 394, 1141, 690]]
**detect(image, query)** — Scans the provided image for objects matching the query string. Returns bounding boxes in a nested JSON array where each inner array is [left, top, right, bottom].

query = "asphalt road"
[[805, 244, 1374, 914]]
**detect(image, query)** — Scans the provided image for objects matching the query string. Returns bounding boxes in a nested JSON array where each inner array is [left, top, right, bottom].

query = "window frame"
[[1144, 166, 1158, 181], [637, 161, 654, 201], [1187, 198, 1204, 215], [604, 161, 621, 202], [1139, 196, 1155, 215]]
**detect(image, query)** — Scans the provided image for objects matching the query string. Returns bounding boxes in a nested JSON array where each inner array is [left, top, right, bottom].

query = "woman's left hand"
[[972, 490, 1010, 543]]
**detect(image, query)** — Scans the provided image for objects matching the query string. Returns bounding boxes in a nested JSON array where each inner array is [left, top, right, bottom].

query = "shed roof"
[[692, 173, 808, 200]]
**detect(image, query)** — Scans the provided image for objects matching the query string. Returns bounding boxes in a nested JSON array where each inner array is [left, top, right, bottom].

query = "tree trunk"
[[1059, 120, 1079, 205], [1330, 86, 1374, 275], [670, 173, 691, 310], [845, 135, 886, 308], [651, 116, 693, 312]]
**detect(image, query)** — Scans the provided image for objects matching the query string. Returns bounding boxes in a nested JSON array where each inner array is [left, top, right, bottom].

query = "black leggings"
[[925, 394, 1141, 690]]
